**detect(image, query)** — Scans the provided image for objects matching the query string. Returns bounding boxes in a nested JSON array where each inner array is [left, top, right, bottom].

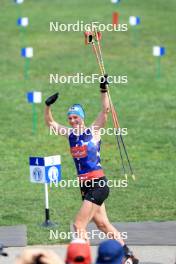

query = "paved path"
[[1, 245, 176, 264]]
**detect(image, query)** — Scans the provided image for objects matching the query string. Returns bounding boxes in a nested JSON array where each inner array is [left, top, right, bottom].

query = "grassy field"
[[0, 0, 176, 245]]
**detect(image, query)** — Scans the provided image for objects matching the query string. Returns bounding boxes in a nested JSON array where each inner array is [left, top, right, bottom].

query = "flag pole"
[[32, 103, 37, 134]]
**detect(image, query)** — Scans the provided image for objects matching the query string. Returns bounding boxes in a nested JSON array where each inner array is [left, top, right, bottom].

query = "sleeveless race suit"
[[68, 128, 104, 181]]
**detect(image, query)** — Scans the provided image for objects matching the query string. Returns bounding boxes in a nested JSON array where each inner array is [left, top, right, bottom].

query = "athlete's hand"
[[45, 93, 59, 106], [100, 74, 109, 93]]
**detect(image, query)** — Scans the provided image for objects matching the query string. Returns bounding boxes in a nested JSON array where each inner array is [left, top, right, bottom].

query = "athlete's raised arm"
[[44, 93, 69, 137], [91, 74, 110, 130]]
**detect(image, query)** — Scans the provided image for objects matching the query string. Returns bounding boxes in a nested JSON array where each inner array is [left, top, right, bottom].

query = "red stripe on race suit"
[[78, 169, 104, 181]]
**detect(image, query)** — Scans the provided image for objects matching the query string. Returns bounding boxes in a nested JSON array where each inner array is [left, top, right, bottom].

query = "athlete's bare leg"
[[92, 203, 125, 245], [73, 200, 100, 241], [93, 203, 139, 263], [73, 201, 124, 245]]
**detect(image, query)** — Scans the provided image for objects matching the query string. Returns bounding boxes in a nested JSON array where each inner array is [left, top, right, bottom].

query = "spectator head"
[[96, 239, 125, 264], [65, 239, 91, 264]]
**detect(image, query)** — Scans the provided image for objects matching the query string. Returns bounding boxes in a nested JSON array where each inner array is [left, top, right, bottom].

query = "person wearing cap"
[[44, 75, 139, 264], [96, 239, 125, 264], [65, 239, 91, 264]]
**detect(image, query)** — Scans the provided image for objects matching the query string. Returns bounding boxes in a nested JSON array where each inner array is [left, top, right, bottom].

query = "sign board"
[[29, 156, 61, 184]]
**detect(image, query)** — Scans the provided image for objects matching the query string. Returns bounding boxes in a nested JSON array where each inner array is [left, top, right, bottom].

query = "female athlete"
[[44, 75, 139, 264]]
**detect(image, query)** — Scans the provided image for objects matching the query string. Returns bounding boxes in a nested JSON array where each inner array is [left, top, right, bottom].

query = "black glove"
[[100, 74, 109, 93], [45, 92, 59, 106]]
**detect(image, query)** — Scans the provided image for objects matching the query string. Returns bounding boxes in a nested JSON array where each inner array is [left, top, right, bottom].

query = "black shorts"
[[79, 177, 109, 206]]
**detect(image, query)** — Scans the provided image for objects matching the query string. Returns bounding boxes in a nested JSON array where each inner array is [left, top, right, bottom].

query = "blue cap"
[[96, 240, 125, 264], [67, 104, 85, 119]]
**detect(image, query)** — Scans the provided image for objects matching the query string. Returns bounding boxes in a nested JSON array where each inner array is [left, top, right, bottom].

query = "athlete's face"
[[68, 114, 84, 128]]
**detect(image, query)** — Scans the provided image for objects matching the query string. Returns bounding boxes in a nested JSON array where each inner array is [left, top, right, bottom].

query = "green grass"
[[0, 0, 176, 245]]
